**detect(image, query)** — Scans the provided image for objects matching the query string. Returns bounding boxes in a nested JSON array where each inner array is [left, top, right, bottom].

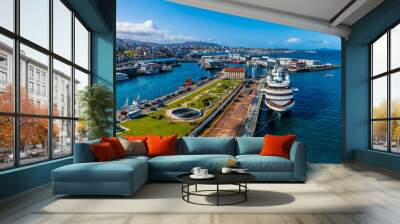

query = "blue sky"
[[117, 0, 341, 50]]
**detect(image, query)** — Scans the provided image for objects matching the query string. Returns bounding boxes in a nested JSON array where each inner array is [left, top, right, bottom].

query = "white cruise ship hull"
[[264, 97, 295, 112]]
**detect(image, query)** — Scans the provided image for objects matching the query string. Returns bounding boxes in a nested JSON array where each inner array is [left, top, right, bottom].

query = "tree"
[[0, 85, 59, 151], [373, 99, 400, 142]]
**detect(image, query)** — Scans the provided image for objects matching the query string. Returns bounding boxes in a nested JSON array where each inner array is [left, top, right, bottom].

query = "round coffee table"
[[177, 173, 255, 206]]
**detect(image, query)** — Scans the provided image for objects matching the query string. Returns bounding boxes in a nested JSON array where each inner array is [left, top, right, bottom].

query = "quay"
[[201, 80, 259, 137]]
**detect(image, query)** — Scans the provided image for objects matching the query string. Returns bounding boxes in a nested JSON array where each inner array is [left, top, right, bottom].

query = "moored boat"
[[116, 72, 129, 81], [262, 66, 296, 113]]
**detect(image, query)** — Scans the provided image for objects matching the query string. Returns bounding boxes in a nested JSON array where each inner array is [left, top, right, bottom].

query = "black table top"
[[177, 172, 255, 185]]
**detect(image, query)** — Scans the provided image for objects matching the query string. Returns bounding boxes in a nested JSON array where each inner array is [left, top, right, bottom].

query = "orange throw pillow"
[[91, 142, 117, 161], [146, 135, 177, 157], [260, 134, 296, 159], [101, 137, 126, 158]]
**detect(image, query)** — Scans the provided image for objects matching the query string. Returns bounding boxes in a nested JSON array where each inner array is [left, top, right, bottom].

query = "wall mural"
[[115, 0, 342, 163]]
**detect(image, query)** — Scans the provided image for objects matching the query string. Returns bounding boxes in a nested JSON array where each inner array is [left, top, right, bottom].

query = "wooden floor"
[[1, 162, 400, 224]]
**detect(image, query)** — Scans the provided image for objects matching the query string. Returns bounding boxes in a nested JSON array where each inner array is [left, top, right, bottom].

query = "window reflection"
[[53, 59, 72, 117], [19, 117, 49, 165], [20, 0, 49, 49], [391, 24, 400, 70], [20, 44, 49, 115], [0, 35, 14, 113], [53, 0, 72, 60], [372, 121, 388, 151], [372, 33, 387, 76], [74, 18, 89, 70], [0, 0, 14, 31], [372, 76, 387, 119], [0, 116, 14, 169], [74, 69, 89, 118], [53, 119, 72, 157]]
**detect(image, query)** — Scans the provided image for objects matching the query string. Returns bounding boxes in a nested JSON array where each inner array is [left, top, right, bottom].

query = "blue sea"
[[254, 50, 342, 163], [116, 50, 342, 163], [116, 62, 217, 107]]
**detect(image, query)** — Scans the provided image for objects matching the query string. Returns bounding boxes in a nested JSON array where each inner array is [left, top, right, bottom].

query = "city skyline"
[[117, 0, 341, 50]]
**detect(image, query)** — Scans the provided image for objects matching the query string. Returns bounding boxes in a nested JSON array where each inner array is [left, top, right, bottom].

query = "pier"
[[201, 80, 259, 137]]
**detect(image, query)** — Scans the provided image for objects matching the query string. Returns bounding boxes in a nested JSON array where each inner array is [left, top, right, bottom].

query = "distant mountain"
[[117, 38, 223, 48]]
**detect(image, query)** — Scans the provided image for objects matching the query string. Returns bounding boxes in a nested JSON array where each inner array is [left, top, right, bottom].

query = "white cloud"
[[116, 20, 199, 43], [286, 37, 301, 44]]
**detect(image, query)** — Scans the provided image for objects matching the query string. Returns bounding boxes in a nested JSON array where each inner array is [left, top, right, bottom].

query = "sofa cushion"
[[260, 134, 296, 159], [73, 140, 100, 163], [149, 154, 235, 172], [53, 159, 147, 183], [147, 135, 177, 157], [119, 138, 148, 156], [91, 142, 118, 162], [180, 137, 235, 155], [236, 155, 293, 172], [101, 137, 127, 158], [235, 137, 264, 155]]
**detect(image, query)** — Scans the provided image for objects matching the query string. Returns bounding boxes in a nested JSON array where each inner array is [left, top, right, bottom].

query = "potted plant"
[[79, 84, 114, 140]]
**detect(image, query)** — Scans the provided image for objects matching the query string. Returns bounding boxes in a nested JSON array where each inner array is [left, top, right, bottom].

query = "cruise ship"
[[263, 66, 295, 113]]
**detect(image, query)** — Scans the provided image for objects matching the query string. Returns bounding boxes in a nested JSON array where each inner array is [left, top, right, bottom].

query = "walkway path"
[[201, 81, 258, 136]]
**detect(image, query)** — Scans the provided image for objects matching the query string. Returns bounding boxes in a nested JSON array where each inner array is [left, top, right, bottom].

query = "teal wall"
[[0, 158, 72, 199], [0, 0, 116, 200], [345, 0, 400, 170]]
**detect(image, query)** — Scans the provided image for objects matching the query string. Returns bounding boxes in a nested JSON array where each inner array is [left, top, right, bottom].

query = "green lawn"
[[119, 79, 242, 137]]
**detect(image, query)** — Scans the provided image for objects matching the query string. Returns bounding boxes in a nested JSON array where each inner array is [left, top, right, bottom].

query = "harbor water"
[[255, 50, 342, 163]]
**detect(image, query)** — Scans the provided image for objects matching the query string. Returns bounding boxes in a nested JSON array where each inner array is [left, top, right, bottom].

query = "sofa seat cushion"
[[236, 155, 293, 172], [149, 154, 235, 172], [53, 159, 147, 183], [116, 155, 150, 163], [179, 137, 235, 155]]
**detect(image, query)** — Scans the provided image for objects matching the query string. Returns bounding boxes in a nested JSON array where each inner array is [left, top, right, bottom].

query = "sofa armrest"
[[73, 140, 100, 163], [289, 142, 307, 181]]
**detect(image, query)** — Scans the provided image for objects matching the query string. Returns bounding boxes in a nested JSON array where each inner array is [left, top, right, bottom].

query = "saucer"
[[190, 174, 215, 179]]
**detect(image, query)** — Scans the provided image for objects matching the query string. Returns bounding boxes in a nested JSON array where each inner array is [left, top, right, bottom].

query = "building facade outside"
[[0, 41, 75, 165], [222, 67, 246, 79]]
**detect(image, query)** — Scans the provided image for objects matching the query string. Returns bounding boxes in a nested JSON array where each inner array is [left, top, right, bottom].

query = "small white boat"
[[160, 64, 173, 72], [116, 72, 129, 81]]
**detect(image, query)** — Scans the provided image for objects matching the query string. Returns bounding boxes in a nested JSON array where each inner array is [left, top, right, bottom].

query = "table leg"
[[245, 183, 247, 201], [187, 184, 190, 202], [217, 184, 219, 206], [195, 184, 198, 192]]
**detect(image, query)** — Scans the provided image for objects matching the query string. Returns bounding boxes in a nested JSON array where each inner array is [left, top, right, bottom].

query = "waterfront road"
[[201, 81, 258, 136]]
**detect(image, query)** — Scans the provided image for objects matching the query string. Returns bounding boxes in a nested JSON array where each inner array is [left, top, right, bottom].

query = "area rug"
[[37, 183, 362, 214]]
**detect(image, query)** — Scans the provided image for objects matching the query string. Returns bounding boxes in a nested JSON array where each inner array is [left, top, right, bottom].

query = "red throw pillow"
[[260, 134, 296, 159], [91, 142, 117, 162], [146, 135, 177, 157], [101, 137, 126, 158]]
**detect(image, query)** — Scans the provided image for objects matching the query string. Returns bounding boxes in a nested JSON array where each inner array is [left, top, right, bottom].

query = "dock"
[[243, 79, 265, 136], [200, 81, 259, 137]]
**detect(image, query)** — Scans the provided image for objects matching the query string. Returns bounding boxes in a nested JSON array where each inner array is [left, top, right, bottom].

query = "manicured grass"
[[188, 94, 219, 109], [119, 79, 242, 137]]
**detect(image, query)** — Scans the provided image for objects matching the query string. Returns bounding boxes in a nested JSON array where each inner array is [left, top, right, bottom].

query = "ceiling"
[[169, 0, 384, 38]]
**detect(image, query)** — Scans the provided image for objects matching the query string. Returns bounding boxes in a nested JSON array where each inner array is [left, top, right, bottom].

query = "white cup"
[[221, 167, 232, 174], [200, 169, 208, 176], [191, 167, 202, 176]]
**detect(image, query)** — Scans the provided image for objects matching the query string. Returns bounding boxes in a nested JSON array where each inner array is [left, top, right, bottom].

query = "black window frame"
[[0, 0, 92, 171], [370, 21, 400, 154]]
